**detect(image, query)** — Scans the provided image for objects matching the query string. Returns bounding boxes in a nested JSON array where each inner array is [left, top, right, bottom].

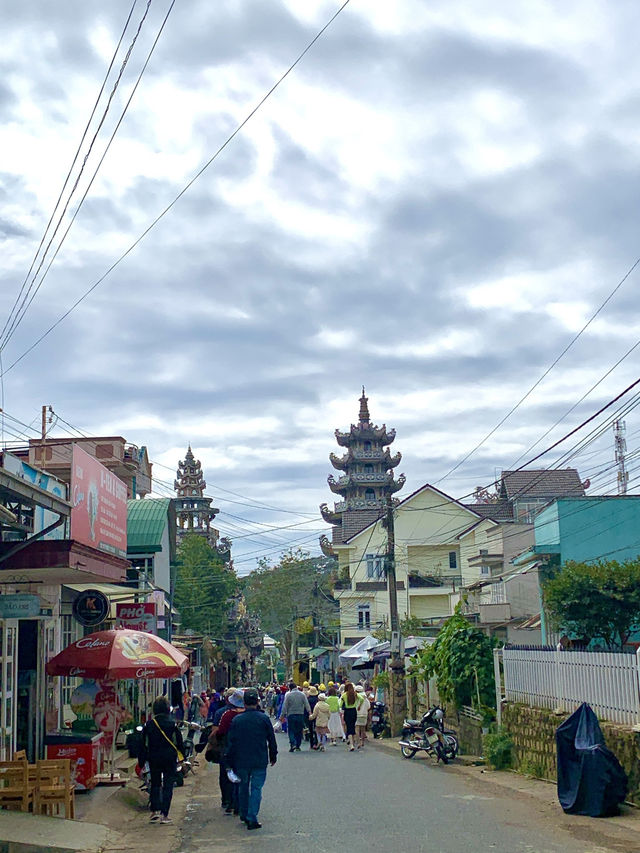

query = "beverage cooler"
[[45, 731, 104, 790]]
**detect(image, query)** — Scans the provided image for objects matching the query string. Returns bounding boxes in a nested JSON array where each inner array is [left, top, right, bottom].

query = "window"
[[363, 441, 371, 451], [366, 553, 384, 579], [358, 604, 371, 630], [364, 464, 373, 473], [365, 489, 375, 500], [61, 615, 82, 706], [480, 565, 490, 576], [449, 551, 457, 569]]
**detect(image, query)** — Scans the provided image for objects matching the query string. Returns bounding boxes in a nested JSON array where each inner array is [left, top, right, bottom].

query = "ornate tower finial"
[[359, 387, 370, 423]]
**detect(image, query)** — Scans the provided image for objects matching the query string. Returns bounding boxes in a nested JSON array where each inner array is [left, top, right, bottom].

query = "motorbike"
[[398, 705, 458, 763], [370, 701, 388, 738], [178, 721, 204, 778]]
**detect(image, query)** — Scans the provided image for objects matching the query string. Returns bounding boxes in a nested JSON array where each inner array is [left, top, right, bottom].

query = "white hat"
[[355, 684, 364, 693]]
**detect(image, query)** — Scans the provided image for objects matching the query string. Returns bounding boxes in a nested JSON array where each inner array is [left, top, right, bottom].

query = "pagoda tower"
[[173, 446, 221, 547], [320, 388, 405, 548]]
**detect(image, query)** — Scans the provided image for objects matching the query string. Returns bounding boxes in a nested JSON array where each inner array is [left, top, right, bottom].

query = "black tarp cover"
[[556, 702, 628, 817]]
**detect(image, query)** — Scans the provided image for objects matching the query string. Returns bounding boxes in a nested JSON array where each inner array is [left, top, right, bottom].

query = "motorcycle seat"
[[405, 719, 422, 727]]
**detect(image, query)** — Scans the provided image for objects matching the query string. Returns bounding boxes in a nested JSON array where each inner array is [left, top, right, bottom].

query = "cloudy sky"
[[1, 0, 640, 573]]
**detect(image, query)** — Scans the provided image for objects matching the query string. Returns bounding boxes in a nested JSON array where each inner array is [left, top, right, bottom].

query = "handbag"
[[153, 717, 184, 762], [204, 731, 223, 764]]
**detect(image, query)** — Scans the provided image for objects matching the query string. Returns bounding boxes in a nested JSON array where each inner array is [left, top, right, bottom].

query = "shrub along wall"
[[501, 702, 640, 805]]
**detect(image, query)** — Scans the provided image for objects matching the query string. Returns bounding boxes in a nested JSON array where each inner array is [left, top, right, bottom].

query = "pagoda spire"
[[359, 386, 370, 423]]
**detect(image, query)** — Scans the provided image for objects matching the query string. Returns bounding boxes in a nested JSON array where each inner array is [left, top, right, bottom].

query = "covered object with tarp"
[[556, 702, 628, 817]]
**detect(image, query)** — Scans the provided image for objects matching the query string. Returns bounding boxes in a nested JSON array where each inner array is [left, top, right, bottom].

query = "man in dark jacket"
[[225, 688, 277, 830], [140, 696, 184, 824]]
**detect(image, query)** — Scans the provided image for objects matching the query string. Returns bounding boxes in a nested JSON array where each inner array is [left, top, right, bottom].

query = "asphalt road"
[[178, 731, 639, 853]]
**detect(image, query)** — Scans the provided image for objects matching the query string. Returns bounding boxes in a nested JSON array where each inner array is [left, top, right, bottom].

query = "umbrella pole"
[[110, 708, 117, 780]]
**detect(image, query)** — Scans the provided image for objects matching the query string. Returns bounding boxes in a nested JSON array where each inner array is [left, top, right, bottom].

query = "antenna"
[[613, 420, 629, 495]]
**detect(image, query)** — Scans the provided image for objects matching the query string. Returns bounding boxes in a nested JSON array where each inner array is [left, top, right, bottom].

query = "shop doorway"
[[0, 619, 18, 760]]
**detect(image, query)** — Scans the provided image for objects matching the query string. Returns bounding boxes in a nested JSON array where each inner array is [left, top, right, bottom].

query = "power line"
[[436, 256, 640, 485], [0, 0, 352, 377]]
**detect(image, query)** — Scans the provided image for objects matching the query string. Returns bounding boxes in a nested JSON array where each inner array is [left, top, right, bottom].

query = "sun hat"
[[228, 689, 245, 709], [318, 692, 327, 701], [319, 683, 326, 691], [308, 686, 318, 696], [303, 681, 310, 688], [355, 685, 364, 693]]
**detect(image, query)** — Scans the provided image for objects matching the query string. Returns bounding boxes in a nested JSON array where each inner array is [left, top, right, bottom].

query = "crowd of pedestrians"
[[142, 677, 374, 831]]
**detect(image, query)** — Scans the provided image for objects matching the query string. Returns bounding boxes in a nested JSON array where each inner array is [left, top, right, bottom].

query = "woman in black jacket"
[[141, 696, 184, 824]]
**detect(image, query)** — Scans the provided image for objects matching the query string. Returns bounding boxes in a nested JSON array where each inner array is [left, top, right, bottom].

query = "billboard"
[[3, 452, 68, 539], [71, 445, 127, 558], [115, 602, 157, 633]]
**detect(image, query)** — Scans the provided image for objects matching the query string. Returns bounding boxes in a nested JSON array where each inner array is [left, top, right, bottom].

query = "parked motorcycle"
[[178, 721, 204, 777], [398, 705, 458, 763], [371, 701, 388, 738]]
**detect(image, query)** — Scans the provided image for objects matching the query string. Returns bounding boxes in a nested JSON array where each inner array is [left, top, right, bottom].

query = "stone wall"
[[502, 702, 640, 804], [455, 711, 484, 756]]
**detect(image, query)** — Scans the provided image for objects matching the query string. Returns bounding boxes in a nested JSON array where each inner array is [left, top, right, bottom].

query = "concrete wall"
[[501, 702, 640, 804]]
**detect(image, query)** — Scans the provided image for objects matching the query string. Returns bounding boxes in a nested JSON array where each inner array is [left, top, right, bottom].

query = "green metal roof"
[[127, 498, 172, 555]]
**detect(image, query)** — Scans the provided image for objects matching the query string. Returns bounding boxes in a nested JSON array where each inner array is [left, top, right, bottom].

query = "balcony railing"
[[408, 574, 462, 588]]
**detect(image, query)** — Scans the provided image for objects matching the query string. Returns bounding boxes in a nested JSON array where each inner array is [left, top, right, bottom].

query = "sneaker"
[[224, 806, 234, 815], [246, 821, 262, 830], [149, 812, 161, 823], [289, 746, 295, 753], [160, 817, 173, 825]]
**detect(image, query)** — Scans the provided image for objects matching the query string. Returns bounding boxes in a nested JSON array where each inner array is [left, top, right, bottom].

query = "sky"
[[1, 0, 640, 574]]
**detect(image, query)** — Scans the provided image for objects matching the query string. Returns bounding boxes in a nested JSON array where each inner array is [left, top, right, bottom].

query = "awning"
[[339, 635, 378, 662], [305, 647, 328, 659], [63, 583, 161, 620]]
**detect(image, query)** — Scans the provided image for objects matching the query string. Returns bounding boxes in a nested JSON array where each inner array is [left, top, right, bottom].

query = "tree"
[[413, 605, 496, 711], [543, 558, 640, 649], [243, 548, 336, 675], [173, 535, 237, 636]]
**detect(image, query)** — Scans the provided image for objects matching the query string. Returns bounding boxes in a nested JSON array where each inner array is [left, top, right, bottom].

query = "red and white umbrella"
[[46, 628, 189, 680]]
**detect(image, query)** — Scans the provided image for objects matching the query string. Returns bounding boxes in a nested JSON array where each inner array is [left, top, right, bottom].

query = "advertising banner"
[[71, 446, 127, 558], [3, 452, 68, 539], [115, 602, 157, 633]]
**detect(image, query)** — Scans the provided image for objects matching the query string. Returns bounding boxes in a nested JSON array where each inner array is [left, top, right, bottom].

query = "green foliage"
[[173, 535, 237, 636], [400, 615, 429, 636], [244, 549, 336, 671], [483, 729, 513, 770], [413, 605, 496, 710], [372, 671, 390, 690], [543, 558, 640, 648], [519, 757, 545, 778]]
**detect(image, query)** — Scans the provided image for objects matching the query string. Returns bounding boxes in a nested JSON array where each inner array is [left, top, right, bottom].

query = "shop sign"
[[0, 594, 41, 619], [116, 602, 156, 633], [73, 589, 109, 627], [71, 445, 127, 558]]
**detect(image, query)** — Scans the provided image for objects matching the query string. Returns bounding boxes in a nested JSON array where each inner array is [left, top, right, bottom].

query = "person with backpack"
[[140, 696, 185, 825]]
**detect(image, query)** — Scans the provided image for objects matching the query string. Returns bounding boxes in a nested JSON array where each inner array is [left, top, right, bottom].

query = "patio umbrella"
[[46, 628, 189, 679], [46, 629, 188, 783]]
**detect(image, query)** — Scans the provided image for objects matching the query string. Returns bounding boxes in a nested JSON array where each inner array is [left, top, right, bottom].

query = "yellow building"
[[333, 483, 499, 647]]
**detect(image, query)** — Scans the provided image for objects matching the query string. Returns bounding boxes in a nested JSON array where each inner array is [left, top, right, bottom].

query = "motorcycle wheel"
[[445, 734, 459, 757], [400, 744, 417, 759], [435, 743, 448, 764]]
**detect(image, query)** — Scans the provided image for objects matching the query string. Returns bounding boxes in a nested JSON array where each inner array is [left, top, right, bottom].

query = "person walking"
[[306, 686, 319, 750], [280, 682, 310, 752], [141, 696, 184, 825], [309, 692, 331, 750], [340, 682, 363, 751], [225, 688, 277, 831], [210, 689, 245, 815], [354, 685, 370, 749], [326, 685, 344, 745]]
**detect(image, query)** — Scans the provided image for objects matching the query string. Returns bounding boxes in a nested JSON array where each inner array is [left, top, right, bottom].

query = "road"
[[179, 731, 640, 853]]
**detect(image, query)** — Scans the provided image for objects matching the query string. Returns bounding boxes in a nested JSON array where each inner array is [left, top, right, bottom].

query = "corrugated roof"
[[462, 501, 514, 521], [500, 469, 585, 499], [127, 498, 172, 554]]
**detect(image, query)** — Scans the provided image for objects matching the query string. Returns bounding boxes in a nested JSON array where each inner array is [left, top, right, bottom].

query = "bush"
[[372, 671, 390, 690], [483, 729, 513, 770]]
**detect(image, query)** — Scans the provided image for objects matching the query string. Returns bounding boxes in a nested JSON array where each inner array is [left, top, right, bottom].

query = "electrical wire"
[[0, 0, 352, 377]]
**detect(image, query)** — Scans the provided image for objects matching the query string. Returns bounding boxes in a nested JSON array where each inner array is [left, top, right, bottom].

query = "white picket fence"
[[496, 647, 640, 726]]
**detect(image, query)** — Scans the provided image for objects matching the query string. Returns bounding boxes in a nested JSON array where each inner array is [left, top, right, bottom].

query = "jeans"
[[237, 766, 267, 823], [149, 761, 175, 816], [287, 714, 305, 748]]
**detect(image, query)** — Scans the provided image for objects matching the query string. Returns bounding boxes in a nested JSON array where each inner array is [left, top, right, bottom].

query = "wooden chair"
[[12, 749, 37, 792], [0, 760, 33, 812], [35, 759, 75, 819]]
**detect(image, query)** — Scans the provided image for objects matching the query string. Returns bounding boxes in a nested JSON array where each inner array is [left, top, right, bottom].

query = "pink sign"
[[71, 445, 128, 558], [116, 602, 157, 633]]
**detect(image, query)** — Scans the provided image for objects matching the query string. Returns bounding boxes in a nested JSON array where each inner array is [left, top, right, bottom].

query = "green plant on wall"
[[413, 604, 497, 711], [483, 728, 513, 770]]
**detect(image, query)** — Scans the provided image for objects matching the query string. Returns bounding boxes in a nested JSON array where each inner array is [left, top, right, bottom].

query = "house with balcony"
[[332, 482, 498, 647]]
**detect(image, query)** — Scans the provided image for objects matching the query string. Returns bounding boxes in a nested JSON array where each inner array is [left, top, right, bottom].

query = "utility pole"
[[384, 494, 406, 736], [614, 420, 629, 495]]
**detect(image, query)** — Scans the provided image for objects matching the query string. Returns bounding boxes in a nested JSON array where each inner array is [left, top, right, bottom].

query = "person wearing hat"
[[213, 690, 245, 815], [306, 686, 319, 750], [280, 682, 311, 752], [226, 688, 277, 831], [355, 685, 370, 749], [309, 692, 331, 750]]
